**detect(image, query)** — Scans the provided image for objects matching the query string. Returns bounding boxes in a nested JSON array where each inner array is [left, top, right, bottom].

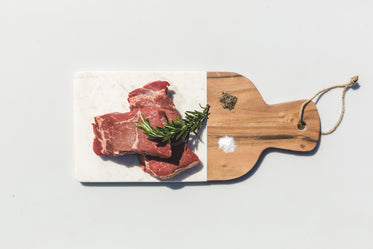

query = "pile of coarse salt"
[[218, 136, 236, 153]]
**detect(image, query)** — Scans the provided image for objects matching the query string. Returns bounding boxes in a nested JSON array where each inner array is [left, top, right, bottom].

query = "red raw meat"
[[93, 108, 171, 158], [138, 141, 200, 179], [128, 81, 200, 179], [128, 81, 180, 121]]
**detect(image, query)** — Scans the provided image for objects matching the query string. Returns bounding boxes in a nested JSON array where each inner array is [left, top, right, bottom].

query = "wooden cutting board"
[[74, 71, 320, 182], [206, 72, 320, 181]]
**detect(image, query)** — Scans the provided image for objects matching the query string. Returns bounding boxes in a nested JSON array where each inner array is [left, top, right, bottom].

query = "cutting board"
[[206, 72, 320, 181], [74, 71, 320, 182]]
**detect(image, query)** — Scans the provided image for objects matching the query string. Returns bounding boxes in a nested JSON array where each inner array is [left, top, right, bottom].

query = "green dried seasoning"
[[219, 92, 237, 110]]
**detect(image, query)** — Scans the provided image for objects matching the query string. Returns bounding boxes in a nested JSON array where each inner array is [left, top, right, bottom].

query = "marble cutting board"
[[74, 71, 320, 182]]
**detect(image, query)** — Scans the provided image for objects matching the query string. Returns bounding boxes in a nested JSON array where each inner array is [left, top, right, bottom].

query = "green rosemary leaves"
[[135, 104, 210, 142]]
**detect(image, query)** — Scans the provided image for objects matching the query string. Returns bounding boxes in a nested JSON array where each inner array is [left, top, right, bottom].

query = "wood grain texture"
[[207, 72, 320, 181]]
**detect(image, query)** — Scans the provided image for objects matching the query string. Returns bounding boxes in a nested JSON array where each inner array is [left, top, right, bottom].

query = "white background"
[[1, 0, 372, 248]]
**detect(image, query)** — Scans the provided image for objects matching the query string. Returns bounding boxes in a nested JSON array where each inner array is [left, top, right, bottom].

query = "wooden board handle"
[[259, 99, 320, 152]]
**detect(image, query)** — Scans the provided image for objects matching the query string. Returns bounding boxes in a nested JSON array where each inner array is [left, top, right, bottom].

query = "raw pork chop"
[[138, 141, 200, 179], [93, 108, 171, 158], [128, 81, 200, 179], [128, 81, 180, 121]]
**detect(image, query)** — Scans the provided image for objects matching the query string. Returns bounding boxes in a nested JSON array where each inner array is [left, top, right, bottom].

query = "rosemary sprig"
[[135, 104, 210, 142]]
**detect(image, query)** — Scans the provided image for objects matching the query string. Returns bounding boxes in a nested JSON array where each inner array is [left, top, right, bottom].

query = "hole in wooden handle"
[[297, 120, 307, 131]]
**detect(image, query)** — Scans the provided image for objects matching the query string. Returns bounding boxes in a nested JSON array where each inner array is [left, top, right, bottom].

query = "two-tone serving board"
[[74, 71, 320, 182]]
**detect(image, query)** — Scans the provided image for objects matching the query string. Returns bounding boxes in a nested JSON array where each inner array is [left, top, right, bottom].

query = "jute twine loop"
[[298, 76, 358, 135]]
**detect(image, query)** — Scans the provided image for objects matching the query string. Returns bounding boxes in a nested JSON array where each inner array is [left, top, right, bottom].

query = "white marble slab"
[[74, 71, 207, 182]]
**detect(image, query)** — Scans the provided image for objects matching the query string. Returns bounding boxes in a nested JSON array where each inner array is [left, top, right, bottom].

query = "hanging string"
[[298, 75, 359, 135]]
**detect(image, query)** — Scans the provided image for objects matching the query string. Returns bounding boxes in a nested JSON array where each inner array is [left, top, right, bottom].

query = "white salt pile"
[[218, 136, 236, 153]]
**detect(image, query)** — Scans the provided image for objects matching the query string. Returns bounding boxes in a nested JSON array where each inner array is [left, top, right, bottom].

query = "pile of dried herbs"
[[219, 92, 237, 110]]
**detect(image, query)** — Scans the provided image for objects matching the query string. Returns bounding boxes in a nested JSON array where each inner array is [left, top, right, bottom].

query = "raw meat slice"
[[138, 141, 200, 179], [92, 108, 171, 158], [128, 81, 179, 121], [128, 81, 200, 179]]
